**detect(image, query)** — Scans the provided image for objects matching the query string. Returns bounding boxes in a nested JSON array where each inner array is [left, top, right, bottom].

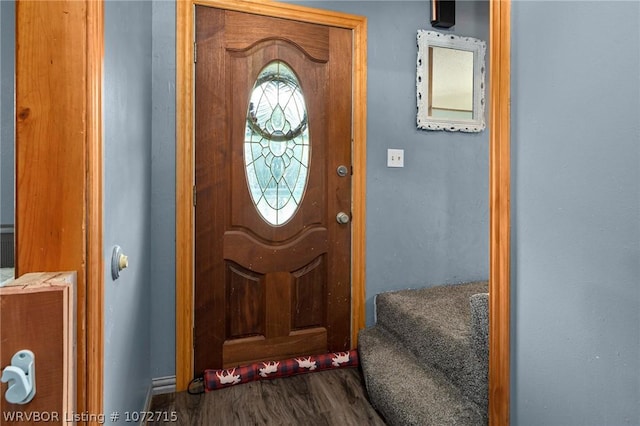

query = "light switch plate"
[[387, 149, 404, 167]]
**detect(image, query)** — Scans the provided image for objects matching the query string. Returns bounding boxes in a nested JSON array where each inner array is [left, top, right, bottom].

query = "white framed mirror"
[[417, 30, 486, 132]]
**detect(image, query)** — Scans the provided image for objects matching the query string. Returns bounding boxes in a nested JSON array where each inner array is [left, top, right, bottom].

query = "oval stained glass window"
[[244, 61, 310, 226]]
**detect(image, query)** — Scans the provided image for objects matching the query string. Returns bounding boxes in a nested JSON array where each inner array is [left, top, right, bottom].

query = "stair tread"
[[375, 281, 489, 410], [358, 325, 486, 426], [377, 281, 488, 342]]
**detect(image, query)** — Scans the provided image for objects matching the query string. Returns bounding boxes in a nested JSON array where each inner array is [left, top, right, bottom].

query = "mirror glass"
[[429, 47, 473, 119], [417, 30, 486, 132]]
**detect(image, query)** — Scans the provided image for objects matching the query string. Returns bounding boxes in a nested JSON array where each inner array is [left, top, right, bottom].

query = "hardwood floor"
[[149, 367, 386, 425]]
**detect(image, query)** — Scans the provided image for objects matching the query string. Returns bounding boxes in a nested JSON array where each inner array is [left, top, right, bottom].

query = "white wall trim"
[[144, 375, 177, 411], [143, 383, 153, 412], [152, 375, 177, 395]]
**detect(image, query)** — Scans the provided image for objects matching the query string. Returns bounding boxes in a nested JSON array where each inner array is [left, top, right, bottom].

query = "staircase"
[[358, 281, 489, 425]]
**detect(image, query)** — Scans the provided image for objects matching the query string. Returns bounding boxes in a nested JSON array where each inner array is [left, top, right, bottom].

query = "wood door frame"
[[176, 0, 367, 389], [177, 1, 511, 425], [14, 0, 104, 417], [489, 1, 511, 425], [176, 0, 367, 390]]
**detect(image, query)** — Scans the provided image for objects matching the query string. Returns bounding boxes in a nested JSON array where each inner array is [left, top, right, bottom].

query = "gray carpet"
[[359, 281, 489, 425]]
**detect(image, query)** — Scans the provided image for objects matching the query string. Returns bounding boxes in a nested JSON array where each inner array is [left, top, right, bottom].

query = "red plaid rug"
[[203, 350, 359, 391]]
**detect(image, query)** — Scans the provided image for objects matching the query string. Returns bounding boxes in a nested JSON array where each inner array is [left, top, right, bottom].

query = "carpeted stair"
[[359, 281, 489, 425]]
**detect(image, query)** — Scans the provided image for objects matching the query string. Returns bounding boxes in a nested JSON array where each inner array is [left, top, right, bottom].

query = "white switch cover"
[[387, 149, 404, 168]]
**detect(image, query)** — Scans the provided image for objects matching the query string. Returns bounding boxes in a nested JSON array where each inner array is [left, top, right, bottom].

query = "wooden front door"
[[194, 6, 353, 374]]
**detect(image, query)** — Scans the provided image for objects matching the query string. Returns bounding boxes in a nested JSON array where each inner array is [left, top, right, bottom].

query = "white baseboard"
[[152, 375, 177, 395], [373, 293, 378, 324], [143, 383, 154, 413], [143, 375, 177, 412]]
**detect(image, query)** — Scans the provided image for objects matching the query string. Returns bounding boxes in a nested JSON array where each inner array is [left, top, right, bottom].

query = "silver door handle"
[[336, 212, 350, 224]]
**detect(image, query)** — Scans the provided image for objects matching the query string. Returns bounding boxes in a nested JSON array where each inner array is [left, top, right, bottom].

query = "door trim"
[[86, 0, 105, 418], [489, 1, 511, 424], [176, 0, 367, 390], [14, 0, 104, 416]]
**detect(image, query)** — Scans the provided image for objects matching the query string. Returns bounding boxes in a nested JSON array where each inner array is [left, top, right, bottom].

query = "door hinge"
[[193, 185, 197, 206], [193, 42, 197, 63]]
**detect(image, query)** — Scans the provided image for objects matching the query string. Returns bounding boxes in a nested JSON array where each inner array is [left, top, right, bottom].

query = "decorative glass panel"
[[244, 61, 310, 226]]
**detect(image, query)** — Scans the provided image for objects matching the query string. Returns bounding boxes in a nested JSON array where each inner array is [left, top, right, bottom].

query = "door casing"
[[14, 0, 104, 417], [488, 2, 511, 424], [176, 0, 367, 388], [176, 1, 511, 425]]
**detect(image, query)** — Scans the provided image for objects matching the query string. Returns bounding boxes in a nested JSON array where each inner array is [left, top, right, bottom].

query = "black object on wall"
[[431, 0, 455, 29]]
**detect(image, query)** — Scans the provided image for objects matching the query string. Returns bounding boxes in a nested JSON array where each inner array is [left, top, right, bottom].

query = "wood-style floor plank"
[[149, 368, 386, 425]]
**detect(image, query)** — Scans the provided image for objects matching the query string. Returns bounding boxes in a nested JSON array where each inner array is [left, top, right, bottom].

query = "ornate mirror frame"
[[416, 30, 486, 132]]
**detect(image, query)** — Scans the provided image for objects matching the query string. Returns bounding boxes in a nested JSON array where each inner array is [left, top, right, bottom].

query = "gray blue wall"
[[511, 1, 640, 424], [104, 0, 153, 419], [150, 0, 176, 378], [1, 0, 15, 226]]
